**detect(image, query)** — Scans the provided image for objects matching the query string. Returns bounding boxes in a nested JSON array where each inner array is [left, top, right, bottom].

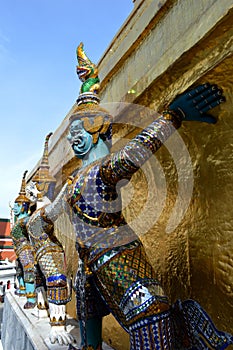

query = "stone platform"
[[1, 291, 113, 350]]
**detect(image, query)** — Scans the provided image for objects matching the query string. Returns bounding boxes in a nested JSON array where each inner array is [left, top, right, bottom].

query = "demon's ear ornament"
[[76, 42, 100, 94]]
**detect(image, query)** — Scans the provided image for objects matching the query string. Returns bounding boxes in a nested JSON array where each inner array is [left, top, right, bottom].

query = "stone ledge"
[[1, 292, 113, 350]]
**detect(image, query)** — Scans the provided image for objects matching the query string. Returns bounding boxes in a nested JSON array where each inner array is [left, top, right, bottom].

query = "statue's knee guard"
[[46, 274, 71, 305], [119, 279, 173, 349], [129, 309, 173, 350]]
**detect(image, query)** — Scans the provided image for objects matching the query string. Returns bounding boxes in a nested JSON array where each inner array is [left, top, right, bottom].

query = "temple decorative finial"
[[76, 42, 100, 100], [15, 170, 30, 203], [32, 133, 56, 184], [41, 132, 53, 168]]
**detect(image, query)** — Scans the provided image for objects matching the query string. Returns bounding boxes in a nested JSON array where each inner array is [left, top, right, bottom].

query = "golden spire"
[[32, 133, 56, 184], [15, 170, 31, 203]]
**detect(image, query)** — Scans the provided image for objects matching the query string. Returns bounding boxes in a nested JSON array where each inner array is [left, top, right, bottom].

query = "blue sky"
[[0, 0, 133, 218]]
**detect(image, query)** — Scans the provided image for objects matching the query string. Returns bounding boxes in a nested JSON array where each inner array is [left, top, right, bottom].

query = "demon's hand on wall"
[[169, 83, 225, 123]]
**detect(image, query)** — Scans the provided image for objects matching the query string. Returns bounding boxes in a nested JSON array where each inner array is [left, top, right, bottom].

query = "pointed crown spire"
[[32, 133, 56, 184], [15, 170, 31, 204], [73, 42, 101, 108], [70, 43, 112, 144]]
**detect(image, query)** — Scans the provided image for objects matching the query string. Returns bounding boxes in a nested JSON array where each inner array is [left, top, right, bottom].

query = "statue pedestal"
[[1, 291, 113, 350]]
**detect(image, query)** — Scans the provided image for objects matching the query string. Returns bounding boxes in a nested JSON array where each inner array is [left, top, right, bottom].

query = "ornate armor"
[[27, 207, 70, 306], [26, 43, 232, 349], [26, 134, 72, 345], [11, 171, 36, 309]]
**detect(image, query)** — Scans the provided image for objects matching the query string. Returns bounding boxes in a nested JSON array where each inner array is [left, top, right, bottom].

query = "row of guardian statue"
[[11, 43, 233, 350]]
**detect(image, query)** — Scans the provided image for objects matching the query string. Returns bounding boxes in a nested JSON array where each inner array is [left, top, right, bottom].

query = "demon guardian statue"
[[27, 43, 233, 350]]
